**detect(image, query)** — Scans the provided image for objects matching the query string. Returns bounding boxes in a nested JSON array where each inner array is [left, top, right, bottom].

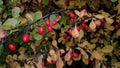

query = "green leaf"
[[33, 33, 42, 40], [3, 18, 19, 30], [12, 7, 20, 18], [0, 0, 3, 5], [42, 0, 49, 5], [32, 11, 42, 21], [0, 45, 4, 56], [49, 14, 56, 22], [111, 0, 117, 2]]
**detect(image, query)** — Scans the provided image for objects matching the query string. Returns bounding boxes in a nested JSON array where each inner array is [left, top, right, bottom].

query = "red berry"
[[70, 18, 74, 23], [81, 23, 86, 28], [70, 12, 75, 19], [46, 61, 53, 65], [41, 62, 45, 67], [68, 29, 72, 36], [45, 19, 50, 26], [23, 34, 30, 43], [91, 61, 96, 66], [8, 44, 16, 51], [77, 27, 80, 32], [71, 52, 79, 58], [38, 27, 44, 35], [52, 19, 57, 25], [84, 25, 89, 31], [47, 26, 53, 32], [63, 34, 67, 39], [115, 25, 119, 30]]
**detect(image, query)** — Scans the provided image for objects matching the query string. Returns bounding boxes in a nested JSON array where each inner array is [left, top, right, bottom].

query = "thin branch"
[[0, 8, 82, 45]]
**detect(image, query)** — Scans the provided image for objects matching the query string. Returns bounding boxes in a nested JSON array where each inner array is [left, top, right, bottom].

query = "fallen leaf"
[[64, 49, 72, 61], [116, 29, 120, 36], [67, 59, 73, 65], [78, 29, 84, 42], [52, 40, 58, 48]]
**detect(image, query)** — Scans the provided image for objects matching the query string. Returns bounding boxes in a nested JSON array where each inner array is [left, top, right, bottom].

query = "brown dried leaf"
[[87, 44, 96, 50], [78, 29, 84, 42], [52, 40, 58, 48], [18, 47, 26, 55], [24, 64, 31, 68], [105, 18, 114, 24], [116, 29, 120, 36], [92, 51, 102, 60], [64, 49, 72, 61], [67, 59, 73, 65], [56, 57, 64, 68], [51, 54, 58, 61], [36, 55, 43, 68], [78, 41, 89, 48], [49, 49, 55, 56], [101, 45, 113, 53], [82, 58, 89, 65], [60, 49, 65, 54], [89, 20, 96, 31], [47, 56, 52, 62], [30, 44, 36, 54], [74, 10, 80, 16], [72, 26, 79, 38], [113, 62, 120, 67]]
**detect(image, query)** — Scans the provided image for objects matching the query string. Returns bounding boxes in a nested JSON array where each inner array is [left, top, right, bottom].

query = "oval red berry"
[[8, 44, 16, 51], [23, 34, 30, 43]]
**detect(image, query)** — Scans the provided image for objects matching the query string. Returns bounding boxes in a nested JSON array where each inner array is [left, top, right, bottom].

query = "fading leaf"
[[105, 24, 114, 31], [89, 20, 96, 31], [78, 29, 84, 42], [67, 59, 73, 65], [25, 13, 33, 21], [105, 18, 114, 24], [64, 49, 72, 61], [82, 58, 89, 65], [49, 49, 55, 56], [92, 51, 102, 60], [94, 14, 105, 19], [87, 44, 96, 50], [56, 57, 64, 68], [72, 25, 79, 38], [52, 40, 58, 48], [116, 29, 120, 36], [101, 45, 113, 53]]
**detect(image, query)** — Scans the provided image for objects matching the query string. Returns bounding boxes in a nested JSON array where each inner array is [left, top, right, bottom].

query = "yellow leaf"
[[74, 10, 80, 16], [72, 25, 79, 38], [105, 18, 114, 24], [94, 14, 105, 19], [87, 44, 96, 50], [49, 49, 55, 56], [67, 59, 73, 65], [78, 29, 84, 42], [52, 40, 58, 48], [101, 45, 113, 53], [92, 51, 102, 60], [116, 29, 120, 36], [89, 20, 96, 31]]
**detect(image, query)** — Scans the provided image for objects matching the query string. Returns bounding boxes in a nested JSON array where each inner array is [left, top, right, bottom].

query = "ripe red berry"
[[46, 61, 53, 65], [115, 25, 119, 30], [23, 34, 30, 43], [77, 27, 80, 32], [52, 19, 57, 25], [8, 44, 16, 51], [71, 52, 79, 58], [84, 25, 89, 31], [68, 29, 72, 36], [47, 26, 53, 32], [81, 23, 86, 28], [38, 27, 44, 35], [70, 12, 75, 19], [45, 19, 50, 26]]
